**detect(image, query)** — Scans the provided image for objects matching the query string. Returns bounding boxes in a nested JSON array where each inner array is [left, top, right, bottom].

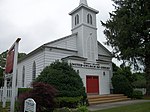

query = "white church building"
[[17, 0, 113, 95]]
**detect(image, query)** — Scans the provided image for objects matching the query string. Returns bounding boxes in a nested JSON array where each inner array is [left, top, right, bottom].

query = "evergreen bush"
[[112, 74, 133, 97], [35, 61, 87, 107], [132, 90, 143, 99]]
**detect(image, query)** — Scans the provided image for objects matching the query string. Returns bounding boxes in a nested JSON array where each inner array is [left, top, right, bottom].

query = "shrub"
[[18, 88, 32, 96], [77, 106, 88, 112], [17, 82, 57, 112], [132, 90, 143, 99], [56, 96, 83, 108], [112, 74, 133, 97], [35, 61, 87, 108]]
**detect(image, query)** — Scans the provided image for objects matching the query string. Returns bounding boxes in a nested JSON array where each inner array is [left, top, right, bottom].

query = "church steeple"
[[69, 0, 99, 62], [80, 0, 88, 6]]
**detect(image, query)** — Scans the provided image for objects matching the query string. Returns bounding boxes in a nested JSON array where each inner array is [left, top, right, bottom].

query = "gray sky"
[[0, 0, 122, 65], [0, 0, 115, 53]]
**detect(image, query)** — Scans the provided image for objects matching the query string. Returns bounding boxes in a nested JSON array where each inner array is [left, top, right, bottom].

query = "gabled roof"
[[18, 33, 78, 63], [18, 45, 44, 63], [97, 41, 112, 57], [69, 4, 99, 15], [44, 33, 78, 46]]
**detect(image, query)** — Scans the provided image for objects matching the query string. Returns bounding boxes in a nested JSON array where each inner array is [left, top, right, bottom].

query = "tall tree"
[[102, 0, 150, 95]]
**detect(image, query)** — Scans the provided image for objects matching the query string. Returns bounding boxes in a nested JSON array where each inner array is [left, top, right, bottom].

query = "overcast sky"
[[0, 0, 115, 53], [0, 0, 122, 67]]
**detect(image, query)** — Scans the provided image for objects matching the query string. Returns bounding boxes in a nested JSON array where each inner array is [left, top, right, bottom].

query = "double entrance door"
[[86, 76, 99, 94]]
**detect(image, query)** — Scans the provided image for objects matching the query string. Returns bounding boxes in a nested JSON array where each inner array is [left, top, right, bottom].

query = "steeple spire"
[[80, 0, 88, 6]]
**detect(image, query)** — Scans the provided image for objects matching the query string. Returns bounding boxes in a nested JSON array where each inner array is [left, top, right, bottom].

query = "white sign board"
[[24, 98, 36, 112]]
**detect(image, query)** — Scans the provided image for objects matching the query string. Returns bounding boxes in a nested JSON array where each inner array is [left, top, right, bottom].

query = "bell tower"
[[69, 0, 99, 62]]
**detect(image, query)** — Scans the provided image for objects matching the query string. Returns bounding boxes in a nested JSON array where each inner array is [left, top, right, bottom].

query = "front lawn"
[[94, 102, 150, 112], [0, 102, 10, 112]]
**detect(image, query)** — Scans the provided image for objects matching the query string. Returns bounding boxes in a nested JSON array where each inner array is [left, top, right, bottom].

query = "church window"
[[32, 61, 36, 81], [87, 14, 92, 25], [22, 66, 25, 87], [87, 37, 94, 61], [103, 72, 106, 76], [75, 14, 79, 25], [16, 69, 18, 87]]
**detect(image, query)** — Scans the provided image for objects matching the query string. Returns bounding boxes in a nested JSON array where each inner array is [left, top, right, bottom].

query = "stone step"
[[88, 96, 128, 102], [88, 94, 130, 105], [88, 94, 125, 99]]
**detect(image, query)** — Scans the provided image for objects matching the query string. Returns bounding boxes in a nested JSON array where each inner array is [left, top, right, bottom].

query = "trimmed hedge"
[[132, 90, 143, 99], [56, 96, 83, 108], [18, 88, 32, 96]]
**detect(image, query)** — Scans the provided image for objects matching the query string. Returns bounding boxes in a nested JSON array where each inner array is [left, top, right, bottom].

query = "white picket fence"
[[0, 87, 18, 102]]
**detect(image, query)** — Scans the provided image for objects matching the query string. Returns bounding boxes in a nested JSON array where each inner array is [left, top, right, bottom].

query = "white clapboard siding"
[[17, 50, 45, 88], [44, 49, 76, 67], [47, 34, 77, 51], [17, 47, 77, 88]]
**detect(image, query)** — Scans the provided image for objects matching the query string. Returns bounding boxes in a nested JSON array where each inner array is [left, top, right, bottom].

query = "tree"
[[113, 63, 136, 83], [0, 50, 7, 69], [132, 72, 146, 88], [35, 61, 86, 107], [112, 62, 120, 72], [102, 0, 150, 95], [0, 51, 26, 69], [17, 82, 57, 112], [0, 68, 4, 87]]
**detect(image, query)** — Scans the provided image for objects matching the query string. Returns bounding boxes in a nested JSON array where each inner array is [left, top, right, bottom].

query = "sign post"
[[3, 38, 21, 112], [2, 75, 7, 108], [10, 38, 21, 112]]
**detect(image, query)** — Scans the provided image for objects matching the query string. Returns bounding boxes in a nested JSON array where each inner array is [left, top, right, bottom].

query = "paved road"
[[88, 100, 150, 111]]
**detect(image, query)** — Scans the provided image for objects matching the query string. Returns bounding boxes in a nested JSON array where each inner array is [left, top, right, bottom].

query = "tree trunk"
[[145, 53, 150, 96]]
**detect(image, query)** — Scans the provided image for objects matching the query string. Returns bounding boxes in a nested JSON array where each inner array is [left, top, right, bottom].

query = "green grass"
[[94, 102, 150, 112], [0, 102, 10, 112]]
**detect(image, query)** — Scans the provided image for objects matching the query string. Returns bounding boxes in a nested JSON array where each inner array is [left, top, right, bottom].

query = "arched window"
[[87, 14, 92, 25], [75, 14, 79, 25], [16, 69, 18, 87], [22, 66, 25, 87], [87, 37, 94, 61], [32, 61, 36, 81]]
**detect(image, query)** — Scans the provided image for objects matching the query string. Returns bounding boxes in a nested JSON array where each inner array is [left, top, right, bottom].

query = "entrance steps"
[[87, 94, 130, 105]]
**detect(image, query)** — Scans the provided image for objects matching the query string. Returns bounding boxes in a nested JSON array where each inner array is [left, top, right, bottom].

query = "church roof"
[[97, 41, 112, 57], [44, 33, 77, 46], [18, 33, 78, 63], [69, 3, 99, 15]]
